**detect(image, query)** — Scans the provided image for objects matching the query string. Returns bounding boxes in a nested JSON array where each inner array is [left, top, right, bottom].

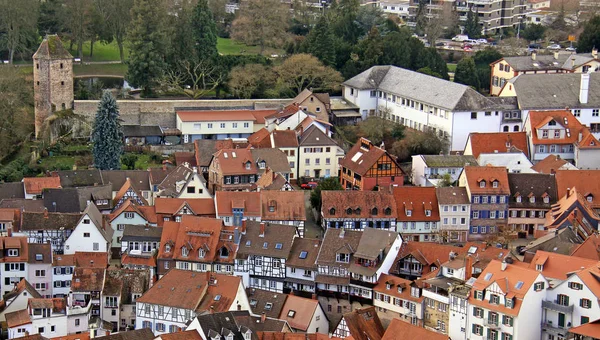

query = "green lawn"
[[217, 37, 284, 56], [73, 63, 128, 77], [67, 40, 128, 62]]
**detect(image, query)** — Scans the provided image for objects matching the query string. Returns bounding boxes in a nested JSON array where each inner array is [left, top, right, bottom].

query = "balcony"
[[542, 300, 574, 314], [541, 321, 569, 337], [485, 319, 500, 329]]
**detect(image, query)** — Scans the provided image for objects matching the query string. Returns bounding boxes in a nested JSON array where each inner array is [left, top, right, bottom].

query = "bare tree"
[[160, 60, 226, 99], [231, 0, 290, 54]]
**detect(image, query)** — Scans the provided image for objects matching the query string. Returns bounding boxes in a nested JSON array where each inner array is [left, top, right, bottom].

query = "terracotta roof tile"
[[73, 252, 109, 268], [248, 128, 272, 148], [215, 191, 261, 216], [261, 191, 305, 221], [213, 148, 257, 176], [570, 234, 600, 261], [23, 176, 61, 195], [272, 130, 299, 148], [72, 268, 105, 292], [154, 198, 215, 216], [158, 331, 203, 340], [121, 254, 156, 267], [279, 295, 320, 331], [466, 132, 529, 158], [5, 308, 31, 327], [526, 250, 598, 281], [112, 178, 148, 207], [393, 187, 439, 221], [382, 318, 447, 340], [373, 274, 423, 303], [53, 254, 74, 266], [0, 237, 28, 263], [194, 139, 235, 168], [171, 216, 223, 263], [136, 269, 209, 310], [287, 238, 320, 269], [321, 191, 397, 219], [462, 166, 510, 195], [340, 138, 387, 176], [528, 110, 596, 146], [174, 152, 197, 167], [51, 333, 91, 340], [555, 170, 600, 209], [342, 307, 384, 340], [568, 318, 600, 339]]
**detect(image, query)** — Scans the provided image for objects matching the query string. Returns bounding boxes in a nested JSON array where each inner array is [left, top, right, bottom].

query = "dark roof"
[[436, 187, 470, 205], [95, 329, 154, 340], [57, 170, 103, 188], [33, 35, 73, 60], [102, 268, 124, 296], [21, 211, 82, 231], [316, 229, 362, 268], [0, 182, 25, 200], [299, 126, 337, 147], [101, 170, 151, 191], [121, 225, 163, 242], [43, 188, 82, 213], [286, 238, 321, 270], [122, 125, 163, 137], [149, 166, 175, 185], [247, 288, 288, 319], [250, 149, 291, 174], [237, 221, 296, 259], [76, 185, 113, 207], [0, 199, 46, 212], [195, 139, 235, 168], [231, 310, 288, 334], [28, 243, 52, 264], [510, 72, 600, 109], [508, 173, 558, 208], [157, 164, 205, 197]]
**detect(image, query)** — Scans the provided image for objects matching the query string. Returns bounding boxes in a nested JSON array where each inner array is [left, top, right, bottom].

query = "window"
[[83, 233, 90, 238], [471, 112, 477, 120], [569, 282, 583, 290], [35, 270, 45, 277], [288, 310, 296, 317], [502, 315, 513, 326], [305, 158, 310, 165], [479, 181, 485, 188], [336, 253, 349, 263], [594, 109, 599, 117], [93, 242, 99, 251], [534, 282, 544, 291], [472, 324, 483, 336], [580, 298, 592, 309], [557, 294, 569, 306], [475, 291, 484, 300], [473, 211, 479, 219], [220, 123, 226, 128], [490, 294, 499, 304], [124, 212, 134, 219]]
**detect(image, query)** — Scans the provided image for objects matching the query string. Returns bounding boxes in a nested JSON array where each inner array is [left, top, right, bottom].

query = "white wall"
[[28, 263, 53, 298], [30, 314, 68, 338], [307, 304, 329, 334], [178, 173, 211, 199], [298, 146, 340, 178], [110, 212, 148, 249], [8, 323, 32, 339], [64, 215, 109, 255]]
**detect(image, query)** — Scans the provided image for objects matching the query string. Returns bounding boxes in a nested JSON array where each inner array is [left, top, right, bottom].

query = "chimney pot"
[[43, 208, 48, 218], [501, 261, 507, 271], [580, 73, 590, 104], [261, 312, 266, 323], [531, 52, 537, 60], [259, 222, 265, 237]]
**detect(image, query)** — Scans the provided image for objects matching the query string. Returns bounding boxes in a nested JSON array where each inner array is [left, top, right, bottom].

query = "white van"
[[452, 35, 469, 42]]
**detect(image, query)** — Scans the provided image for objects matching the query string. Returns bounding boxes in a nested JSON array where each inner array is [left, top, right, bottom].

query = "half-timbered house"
[[320, 191, 397, 230], [111, 177, 149, 210], [18, 210, 81, 254], [373, 274, 424, 327], [63, 203, 112, 255], [349, 228, 402, 303], [332, 306, 385, 339], [135, 269, 250, 335], [260, 191, 306, 237], [52, 252, 108, 299], [285, 238, 321, 295], [234, 221, 296, 293], [315, 229, 362, 298], [339, 137, 404, 191], [102, 170, 153, 206]]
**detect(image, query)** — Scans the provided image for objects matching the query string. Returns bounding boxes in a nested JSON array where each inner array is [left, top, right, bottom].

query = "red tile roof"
[[172, 216, 223, 263], [212, 148, 257, 176], [462, 166, 510, 195], [248, 128, 272, 148], [342, 307, 384, 340], [174, 152, 197, 167], [571, 234, 600, 261], [177, 110, 277, 122], [73, 252, 109, 268], [526, 250, 598, 280], [5, 308, 31, 328], [340, 138, 386, 176], [23, 176, 61, 194], [121, 254, 156, 267], [528, 110, 599, 146], [159, 330, 203, 340], [568, 319, 600, 339], [467, 132, 529, 158], [272, 130, 299, 148], [261, 191, 306, 221], [531, 154, 572, 174], [215, 191, 261, 216], [112, 178, 148, 206], [154, 198, 215, 216], [321, 191, 397, 219], [555, 170, 600, 209], [382, 318, 447, 340], [374, 274, 423, 303], [393, 187, 439, 221], [279, 295, 319, 331]]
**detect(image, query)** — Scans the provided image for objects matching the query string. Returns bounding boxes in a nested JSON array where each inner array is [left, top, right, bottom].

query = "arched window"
[[384, 207, 392, 215], [371, 207, 378, 215], [503, 126, 509, 132], [329, 208, 336, 215]]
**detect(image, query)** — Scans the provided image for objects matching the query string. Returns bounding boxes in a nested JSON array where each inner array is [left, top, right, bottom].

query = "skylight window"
[[214, 295, 221, 301], [246, 241, 251, 247], [515, 281, 524, 289], [288, 310, 296, 318], [468, 246, 477, 254], [299, 251, 308, 259], [484, 273, 493, 281], [265, 303, 273, 311], [263, 242, 268, 249], [275, 243, 283, 250]]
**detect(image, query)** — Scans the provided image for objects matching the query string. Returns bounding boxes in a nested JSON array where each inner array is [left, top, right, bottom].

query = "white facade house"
[[379, 1, 410, 19], [436, 187, 471, 243], [466, 260, 549, 340], [373, 274, 424, 326], [28, 299, 68, 338], [52, 254, 74, 298], [477, 152, 535, 174], [177, 109, 274, 142], [0, 279, 41, 323], [63, 204, 112, 255], [343, 66, 520, 151], [298, 126, 344, 179], [6, 310, 32, 339], [411, 154, 477, 186], [108, 200, 150, 253]]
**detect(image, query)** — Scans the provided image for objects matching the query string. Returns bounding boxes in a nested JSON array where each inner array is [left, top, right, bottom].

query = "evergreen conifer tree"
[[192, 0, 218, 61], [454, 57, 480, 90], [465, 8, 481, 38], [307, 16, 336, 66], [92, 91, 123, 170]]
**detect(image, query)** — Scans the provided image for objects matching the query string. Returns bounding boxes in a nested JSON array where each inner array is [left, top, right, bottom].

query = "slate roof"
[[157, 164, 201, 197], [250, 149, 292, 174], [498, 53, 596, 72], [286, 238, 321, 270], [0, 182, 25, 200], [154, 198, 215, 216], [508, 173, 557, 208], [508, 72, 600, 109], [43, 185, 112, 213], [343, 65, 501, 111], [0, 199, 45, 212], [299, 126, 337, 147], [21, 211, 82, 231], [56, 170, 103, 188], [121, 225, 163, 242], [421, 154, 477, 167], [33, 35, 73, 60], [122, 125, 163, 137], [436, 187, 470, 205], [236, 221, 296, 259]]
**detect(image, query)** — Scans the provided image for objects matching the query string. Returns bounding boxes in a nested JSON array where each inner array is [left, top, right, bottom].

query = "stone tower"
[[33, 35, 74, 138]]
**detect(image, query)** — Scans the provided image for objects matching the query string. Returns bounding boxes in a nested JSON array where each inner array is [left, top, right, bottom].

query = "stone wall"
[[74, 98, 290, 128]]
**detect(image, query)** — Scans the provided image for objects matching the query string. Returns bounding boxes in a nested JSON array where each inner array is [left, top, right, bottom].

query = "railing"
[[542, 300, 574, 314], [485, 318, 500, 329], [68, 301, 92, 316]]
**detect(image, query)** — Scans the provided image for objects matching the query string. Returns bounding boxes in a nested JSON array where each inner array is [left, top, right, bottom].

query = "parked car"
[[547, 44, 561, 50], [463, 39, 479, 45], [435, 42, 446, 47], [463, 46, 473, 52], [463, 42, 474, 48], [476, 38, 488, 44], [566, 46, 576, 52], [452, 34, 469, 42], [300, 182, 318, 190]]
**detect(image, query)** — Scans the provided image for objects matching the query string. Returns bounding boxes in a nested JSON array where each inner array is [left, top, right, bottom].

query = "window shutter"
[[4, 264, 8, 271], [472, 324, 477, 334], [502, 315, 506, 325], [510, 317, 513, 326], [155, 323, 159, 331]]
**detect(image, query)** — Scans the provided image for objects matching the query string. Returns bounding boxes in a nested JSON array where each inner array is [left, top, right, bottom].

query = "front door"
[[558, 313, 566, 328], [314, 169, 321, 178]]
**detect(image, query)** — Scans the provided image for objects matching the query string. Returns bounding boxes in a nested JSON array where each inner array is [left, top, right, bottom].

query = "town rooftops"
[[420, 154, 477, 167], [261, 191, 305, 221], [393, 186, 439, 221], [136, 269, 208, 310], [154, 197, 215, 216], [507, 72, 600, 109], [121, 225, 163, 242], [72, 267, 106, 292], [0, 237, 28, 263], [555, 169, 600, 209], [195, 139, 235, 168], [215, 191, 261, 216], [176, 109, 277, 123], [246, 288, 287, 319], [5, 308, 31, 328], [213, 148, 257, 175], [528, 110, 599, 146], [495, 52, 597, 72], [317, 229, 362, 267], [95, 328, 154, 340], [237, 221, 296, 259], [158, 331, 203, 340], [299, 125, 337, 147], [508, 173, 557, 208], [33, 34, 73, 60], [28, 297, 67, 314], [27, 243, 52, 264], [374, 274, 422, 302], [21, 210, 82, 231], [436, 187, 469, 205], [339, 137, 388, 176], [571, 234, 600, 261], [340, 306, 384, 340], [250, 149, 291, 174], [2, 279, 42, 302], [526, 250, 599, 283], [344, 65, 503, 112], [466, 132, 529, 158], [101, 170, 151, 192], [56, 170, 103, 188], [286, 238, 320, 270], [568, 318, 600, 339], [382, 318, 447, 340], [280, 295, 322, 331], [73, 252, 109, 268], [321, 191, 397, 219], [23, 176, 61, 195], [462, 166, 510, 195], [0, 182, 25, 200], [272, 130, 299, 148], [531, 154, 578, 174]]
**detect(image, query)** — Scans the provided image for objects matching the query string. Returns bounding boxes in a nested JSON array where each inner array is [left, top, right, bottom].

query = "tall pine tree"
[[465, 8, 481, 38], [126, 0, 167, 97], [192, 0, 218, 61], [307, 15, 336, 66], [93, 92, 123, 170], [454, 57, 480, 90]]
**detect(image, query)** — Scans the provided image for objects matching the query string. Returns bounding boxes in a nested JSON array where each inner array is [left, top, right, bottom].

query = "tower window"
[[36, 64, 39, 69], [60, 63, 63, 69], [36, 81, 40, 86], [61, 81, 64, 86], [61, 103, 66, 110]]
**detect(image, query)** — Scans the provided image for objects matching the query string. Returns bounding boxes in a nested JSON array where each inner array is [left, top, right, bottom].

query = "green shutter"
[[472, 324, 477, 334], [509, 316, 513, 326], [473, 307, 478, 316]]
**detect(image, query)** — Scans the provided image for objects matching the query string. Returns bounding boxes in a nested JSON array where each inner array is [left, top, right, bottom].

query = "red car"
[[301, 182, 318, 190]]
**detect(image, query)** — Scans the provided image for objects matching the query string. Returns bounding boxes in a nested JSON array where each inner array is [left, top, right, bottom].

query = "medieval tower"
[[33, 35, 74, 138]]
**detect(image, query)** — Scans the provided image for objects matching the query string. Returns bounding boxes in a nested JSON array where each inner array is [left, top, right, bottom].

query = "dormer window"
[[425, 210, 431, 217], [259, 161, 266, 169], [220, 247, 229, 258], [346, 208, 353, 215], [410, 287, 420, 297], [245, 162, 251, 170], [386, 283, 391, 290], [7, 249, 18, 257], [181, 247, 189, 257], [492, 181, 498, 188], [329, 208, 336, 215], [268, 200, 276, 212], [336, 253, 349, 263], [587, 195, 593, 202], [536, 264, 543, 271], [406, 210, 412, 217], [516, 196, 522, 203], [397, 286, 402, 293], [543, 196, 549, 203], [354, 208, 361, 215], [505, 297, 514, 308], [371, 207, 378, 215], [384, 207, 392, 215], [244, 331, 251, 340], [479, 181, 486, 188], [530, 196, 535, 203], [199, 249, 205, 258], [165, 244, 171, 253]]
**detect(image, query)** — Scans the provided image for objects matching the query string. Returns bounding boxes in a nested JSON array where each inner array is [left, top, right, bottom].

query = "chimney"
[[531, 52, 536, 60], [210, 306, 215, 314], [554, 51, 559, 59], [261, 312, 266, 323], [580, 73, 590, 104], [339, 229, 345, 238], [572, 58, 576, 67], [234, 227, 240, 244], [43, 207, 48, 218], [501, 260, 507, 271], [465, 255, 473, 280], [259, 222, 265, 237], [567, 187, 571, 198], [237, 304, 241, 311], [593, 47, 598, 58], [579, 131, 583, 142], [311, 293, 318, 300]]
